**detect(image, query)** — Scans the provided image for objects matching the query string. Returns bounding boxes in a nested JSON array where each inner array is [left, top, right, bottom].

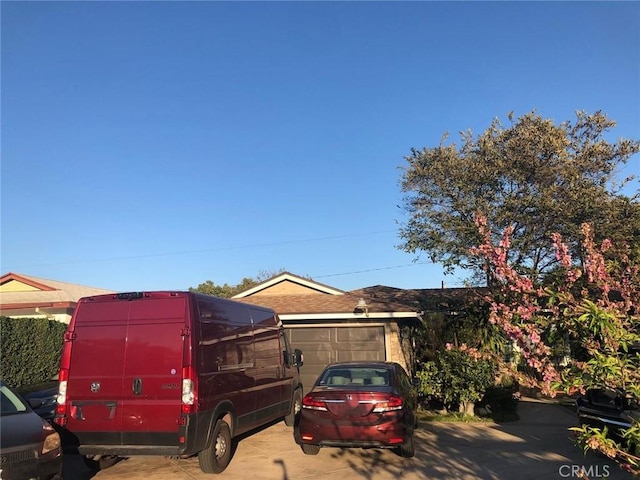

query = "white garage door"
[[286, 326, 386, 392]]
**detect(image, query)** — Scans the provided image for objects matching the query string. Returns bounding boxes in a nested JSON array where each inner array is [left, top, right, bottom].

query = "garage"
[[232, 272, 419, 388], [286, 325, 386, 390]]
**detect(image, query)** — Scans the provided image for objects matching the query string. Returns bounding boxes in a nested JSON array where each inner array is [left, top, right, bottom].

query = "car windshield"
[[318, 367, 390, 386], [0, 385, 28, 416]]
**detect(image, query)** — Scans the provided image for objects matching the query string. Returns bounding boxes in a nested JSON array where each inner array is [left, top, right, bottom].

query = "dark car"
[[576, 388, 639, 440], [18, 379, 59, 423], [575, 344, 640, 444], [0, 381, 62, 480], [295, 361, 417, 457]]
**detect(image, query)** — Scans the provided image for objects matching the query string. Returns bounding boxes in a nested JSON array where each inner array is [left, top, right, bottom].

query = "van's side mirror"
[[294, 349, 304, 367]]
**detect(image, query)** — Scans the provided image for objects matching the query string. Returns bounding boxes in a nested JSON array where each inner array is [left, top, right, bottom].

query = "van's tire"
[[97, 455, 120, 470], [198, 419, 233, 474], [83, 455, 120, 471], [397, 432, 415, 458], [285, 388, 303, 427], [301, 443, 320, 455]]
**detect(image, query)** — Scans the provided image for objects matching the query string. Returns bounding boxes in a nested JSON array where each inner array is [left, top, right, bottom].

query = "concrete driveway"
[[62, 398, 634, 479]]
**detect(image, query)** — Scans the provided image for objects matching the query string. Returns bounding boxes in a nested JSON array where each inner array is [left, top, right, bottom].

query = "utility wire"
[[314, 262, 433, 279], [3, 230, 396, 269], [175, 260, 455, 291]]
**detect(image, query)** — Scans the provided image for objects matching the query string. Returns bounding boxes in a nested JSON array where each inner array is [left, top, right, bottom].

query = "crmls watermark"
[[559, 464, 610, 478]]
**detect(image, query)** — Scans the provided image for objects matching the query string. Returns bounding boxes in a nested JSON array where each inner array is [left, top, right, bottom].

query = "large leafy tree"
[[399, 110, 640, 284]]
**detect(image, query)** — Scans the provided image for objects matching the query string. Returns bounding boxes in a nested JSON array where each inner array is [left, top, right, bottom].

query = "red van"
[[53, 291, 303, 474]]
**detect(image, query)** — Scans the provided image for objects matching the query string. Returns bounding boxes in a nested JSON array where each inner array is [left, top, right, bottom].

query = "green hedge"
[[0, 316, 67, 388]]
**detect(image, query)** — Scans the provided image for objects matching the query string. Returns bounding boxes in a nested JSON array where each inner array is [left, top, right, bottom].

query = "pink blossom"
[[469, 213, 639, 431]]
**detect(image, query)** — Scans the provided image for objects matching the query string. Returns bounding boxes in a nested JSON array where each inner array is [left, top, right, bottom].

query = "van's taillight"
[[53, 369, 69, 425], [57, 376, 68, 405], [56, 369, 68, 402], [54, 331, 74, 426], [373, 394, 403, 413], [302, 395, 328, 412], [181, 366, 196, 414]]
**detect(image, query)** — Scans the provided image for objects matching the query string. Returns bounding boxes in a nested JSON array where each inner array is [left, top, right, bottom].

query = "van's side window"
[[280, 330, 292, 368], [198, 299, 254, 372]]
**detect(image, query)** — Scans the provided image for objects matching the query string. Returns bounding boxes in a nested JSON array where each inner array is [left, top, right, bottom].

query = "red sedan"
[[295, 361, 417, 457]]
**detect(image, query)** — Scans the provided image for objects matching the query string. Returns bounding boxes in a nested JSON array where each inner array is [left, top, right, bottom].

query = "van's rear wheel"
[[285, 388, 303, 427], [198, 419, 232, 474], [83, 455, 119, 471], [301, 443, 320, 455]]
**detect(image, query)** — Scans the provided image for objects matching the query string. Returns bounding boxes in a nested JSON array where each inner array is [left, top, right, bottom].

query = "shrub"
[[0, 316, 66, 388], [416, 346, 497, 415], [478, 386, 520, 414]]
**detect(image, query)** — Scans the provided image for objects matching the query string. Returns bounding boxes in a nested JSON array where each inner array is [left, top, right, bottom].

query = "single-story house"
[[0, 272, 114, 324], [232, 272, 422, 388]]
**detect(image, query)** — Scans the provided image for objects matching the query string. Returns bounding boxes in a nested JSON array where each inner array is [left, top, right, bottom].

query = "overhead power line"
[[172, 261, 446, 291], [313, 262, 433, 279], [3, 230, 397, 269]]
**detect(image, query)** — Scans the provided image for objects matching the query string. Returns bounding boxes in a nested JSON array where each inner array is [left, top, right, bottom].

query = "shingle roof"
[[234, 271, 345, 297], [235, 292, 416, 315], [349, 285, 487, 312]]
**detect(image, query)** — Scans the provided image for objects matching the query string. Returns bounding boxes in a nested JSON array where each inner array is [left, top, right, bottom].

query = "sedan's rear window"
[[318, 367, 390, 386]]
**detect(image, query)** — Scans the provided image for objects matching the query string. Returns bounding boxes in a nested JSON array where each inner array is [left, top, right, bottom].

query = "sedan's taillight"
[[302, 395, 328, 412], [372, 394, 403, 413]]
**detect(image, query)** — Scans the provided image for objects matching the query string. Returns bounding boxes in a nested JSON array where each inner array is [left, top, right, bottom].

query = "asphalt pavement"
[[62, 398, 634, 479]]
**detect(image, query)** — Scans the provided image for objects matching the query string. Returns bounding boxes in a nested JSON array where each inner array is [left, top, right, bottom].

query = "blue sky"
[[2, 1, 639, 293]]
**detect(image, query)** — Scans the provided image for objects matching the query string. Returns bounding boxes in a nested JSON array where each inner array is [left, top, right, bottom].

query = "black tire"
[[82, 455, 119, 471], [198, 419, 233, 474], [97, 455, 120, 470], [301, 443, 320, 455], [285, 389, 303, 427], [397, 433, 415, 458]]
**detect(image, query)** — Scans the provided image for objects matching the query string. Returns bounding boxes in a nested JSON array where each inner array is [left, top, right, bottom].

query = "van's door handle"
[[133, 378, 142, 395]]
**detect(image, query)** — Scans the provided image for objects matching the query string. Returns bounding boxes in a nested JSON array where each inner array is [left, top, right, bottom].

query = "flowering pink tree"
[[470, 213, 640, 475]]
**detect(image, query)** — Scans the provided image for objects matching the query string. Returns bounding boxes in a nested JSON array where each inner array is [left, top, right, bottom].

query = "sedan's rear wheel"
[[398, 433, 415, 458], [301, 443, 320, 455]]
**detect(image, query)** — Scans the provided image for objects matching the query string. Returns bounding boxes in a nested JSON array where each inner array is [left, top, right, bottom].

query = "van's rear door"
[[65, 298, 128, 445], [121, 293, 188, 445], [65, 292, 189, 447]]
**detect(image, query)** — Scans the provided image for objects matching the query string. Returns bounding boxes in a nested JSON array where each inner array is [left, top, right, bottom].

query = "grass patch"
[[417, 410, 492, 423], [417, 409, 519, 424]]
